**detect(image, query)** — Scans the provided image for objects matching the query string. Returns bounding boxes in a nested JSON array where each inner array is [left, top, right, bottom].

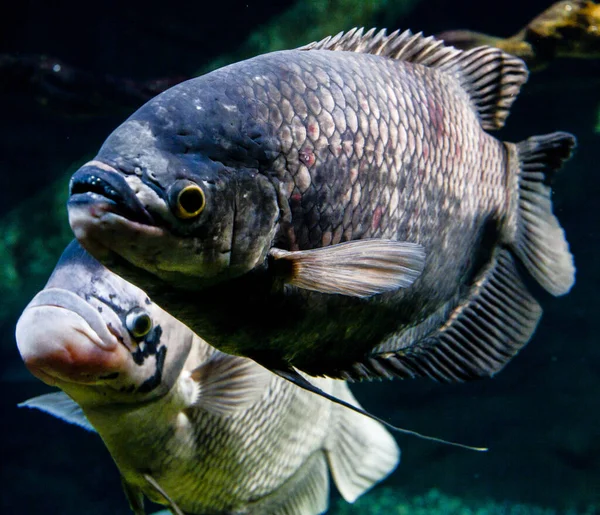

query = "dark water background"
[[0, 0, 598, 513]]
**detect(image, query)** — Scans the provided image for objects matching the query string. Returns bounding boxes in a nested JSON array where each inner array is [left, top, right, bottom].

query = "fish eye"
[[125, 308, 153, 339], [170, 181, 206, 219]]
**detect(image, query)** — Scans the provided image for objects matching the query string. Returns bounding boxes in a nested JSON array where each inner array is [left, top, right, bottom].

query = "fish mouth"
[[27, 289, 120, 350], [16, 290, 127, 386], [69, 161, 155, 226]]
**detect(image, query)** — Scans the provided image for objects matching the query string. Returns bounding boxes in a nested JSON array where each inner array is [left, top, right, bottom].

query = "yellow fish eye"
[[125, 309, 153, 339], [173, 183, 206, 219]]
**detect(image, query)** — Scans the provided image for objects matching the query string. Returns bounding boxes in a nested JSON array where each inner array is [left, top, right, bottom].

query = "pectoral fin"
[[269, 239, 425, 297], [144, 474, 184, 515], [18, 391, 96, 432], [121, 478, 146, 515], [187, 351, 272, 416]]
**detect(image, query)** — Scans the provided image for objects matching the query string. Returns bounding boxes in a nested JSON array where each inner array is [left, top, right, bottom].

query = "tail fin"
[[325, 382, 400, 503], [511, 132, 576, 296]]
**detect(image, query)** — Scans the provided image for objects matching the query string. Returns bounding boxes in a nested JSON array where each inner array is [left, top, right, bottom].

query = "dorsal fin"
[[299, 28, 529, 130]]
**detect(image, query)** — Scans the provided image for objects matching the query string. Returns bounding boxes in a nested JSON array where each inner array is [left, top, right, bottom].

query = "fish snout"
[[68, 161, 154, 225], [16, 290, 126, 386]]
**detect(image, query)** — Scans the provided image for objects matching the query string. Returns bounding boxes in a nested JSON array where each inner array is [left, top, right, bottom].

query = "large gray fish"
[[16, 241, 399, 515], [67, 28, 576, 384]]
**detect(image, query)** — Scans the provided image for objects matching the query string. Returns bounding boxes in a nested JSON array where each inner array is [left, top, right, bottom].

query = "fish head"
[[15, 241, 194, 406], [67, 83, 281, 291]]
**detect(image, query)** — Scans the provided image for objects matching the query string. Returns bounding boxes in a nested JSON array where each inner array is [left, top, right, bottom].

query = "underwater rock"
[[438, 1, 600, 70]]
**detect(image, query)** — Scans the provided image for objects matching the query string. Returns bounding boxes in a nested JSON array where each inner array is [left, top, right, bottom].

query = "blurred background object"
[[438, 0, 600, 70]]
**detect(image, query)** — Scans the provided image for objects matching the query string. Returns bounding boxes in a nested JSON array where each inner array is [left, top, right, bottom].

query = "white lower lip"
[[15, 304, 122, 386]]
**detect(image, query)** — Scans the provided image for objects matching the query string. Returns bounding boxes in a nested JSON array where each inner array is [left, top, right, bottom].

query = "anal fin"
[[359, 248, 542, 382], [250, 452, 329, 515]]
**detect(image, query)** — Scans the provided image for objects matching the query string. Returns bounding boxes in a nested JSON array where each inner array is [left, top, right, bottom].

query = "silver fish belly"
[[16, 241, 399, 515], [67, 29, 576, 382]]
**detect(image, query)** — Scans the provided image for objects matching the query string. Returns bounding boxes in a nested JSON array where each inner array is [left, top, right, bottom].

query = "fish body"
[[16, 241, 399, 515], [67, 29, 576, 381]]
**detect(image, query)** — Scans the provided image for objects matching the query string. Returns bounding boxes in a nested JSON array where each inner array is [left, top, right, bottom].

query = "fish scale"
[[247, 50, 500, 260], [131, 377, 336, 512], [159, 378, 326, 511], [66, 28, 575, 382]]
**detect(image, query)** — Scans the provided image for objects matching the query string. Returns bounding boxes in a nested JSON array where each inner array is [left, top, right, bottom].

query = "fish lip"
[[69, 163, 155, 226], [26, 289, 119, 351], [16, 300, 126, 387]]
